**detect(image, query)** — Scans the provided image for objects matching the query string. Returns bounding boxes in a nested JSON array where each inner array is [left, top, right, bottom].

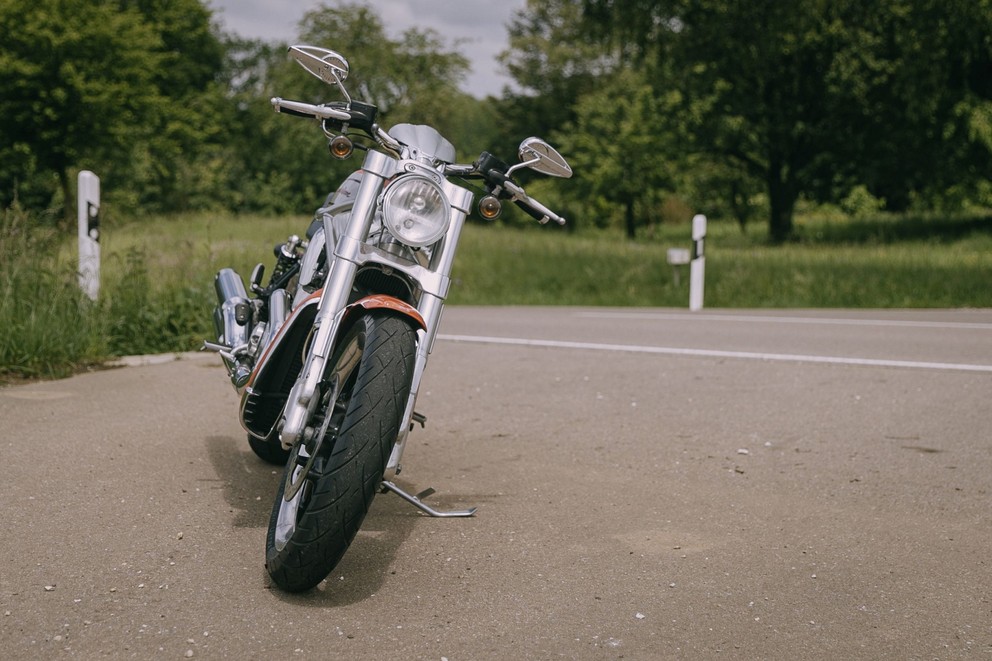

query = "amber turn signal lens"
[[478, 195, 502, 220], [328, 135, 354, 159]]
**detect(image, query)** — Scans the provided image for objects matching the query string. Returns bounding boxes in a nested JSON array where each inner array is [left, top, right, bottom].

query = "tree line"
[[2, 0, 990, 240]]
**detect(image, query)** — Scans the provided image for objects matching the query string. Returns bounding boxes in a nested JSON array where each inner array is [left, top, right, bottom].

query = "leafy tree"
[[820, 0, 992, 212], [122, 0, 222, 98], [209, 36, 330, 213], [0, 0, 164, 219], [582, 0, 992, 240], [114, 0, 226, 213], [0, 0, 227, 218], [495, 0, 617, 157], [294, 2, 469, 123], [553, 67, 680, 237]]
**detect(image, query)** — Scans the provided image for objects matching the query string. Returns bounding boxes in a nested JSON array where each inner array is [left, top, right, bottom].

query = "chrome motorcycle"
[[204, 45, 572, 592]]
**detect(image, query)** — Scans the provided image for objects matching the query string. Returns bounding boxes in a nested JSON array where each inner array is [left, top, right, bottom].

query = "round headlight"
[[381, 176, 451, 248]]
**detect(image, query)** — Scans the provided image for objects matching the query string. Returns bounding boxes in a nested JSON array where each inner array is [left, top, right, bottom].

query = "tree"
[[115, 0, 227, 213], [553, 67, 680, 238], [0, 0, 227, 218], [495, 0, 618, 157], [0, 0, 164, 218], [582, 0, 992, 240], [820, 0, 992, 211], [294, 3, 469, 125]]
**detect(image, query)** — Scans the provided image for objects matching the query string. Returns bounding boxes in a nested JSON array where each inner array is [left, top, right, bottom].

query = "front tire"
[[264, 311, 417, 592]]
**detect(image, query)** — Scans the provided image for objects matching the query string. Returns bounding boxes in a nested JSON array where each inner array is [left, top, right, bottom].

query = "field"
[[450, 214, 992, 308], [2, 207, 990, 379]]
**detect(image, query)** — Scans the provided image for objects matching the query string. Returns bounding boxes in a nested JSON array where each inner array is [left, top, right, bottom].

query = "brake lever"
[[504, 180, 566, 225]]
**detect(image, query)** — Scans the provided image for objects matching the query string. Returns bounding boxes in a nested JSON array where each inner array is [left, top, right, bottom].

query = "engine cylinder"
[[214, 269, 249, 344], [213, 269, 251, 385]]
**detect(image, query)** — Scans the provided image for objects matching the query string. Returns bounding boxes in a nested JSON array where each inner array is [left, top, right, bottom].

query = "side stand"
[[380, 481, 477, 518]]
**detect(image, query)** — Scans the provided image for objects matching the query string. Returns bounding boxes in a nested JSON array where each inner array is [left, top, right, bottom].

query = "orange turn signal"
[[328, 135, 354, 159], [478, 195, 502, 220]]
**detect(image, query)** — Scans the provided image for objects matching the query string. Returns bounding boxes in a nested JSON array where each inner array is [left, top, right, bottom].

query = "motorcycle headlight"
[[381, 176, 450, 248]]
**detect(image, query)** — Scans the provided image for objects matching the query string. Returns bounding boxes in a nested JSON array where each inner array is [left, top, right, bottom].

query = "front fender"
[[342, 294, 426, 331], [239, 293, 424, 440]]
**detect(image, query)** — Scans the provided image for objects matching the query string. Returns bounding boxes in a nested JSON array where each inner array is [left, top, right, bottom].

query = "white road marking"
[[437, 334, 992, 373], [575, 311, 992, 331]]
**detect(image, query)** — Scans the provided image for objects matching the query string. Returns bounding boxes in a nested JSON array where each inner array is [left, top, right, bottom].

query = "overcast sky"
[[207, 0, 527, 98]]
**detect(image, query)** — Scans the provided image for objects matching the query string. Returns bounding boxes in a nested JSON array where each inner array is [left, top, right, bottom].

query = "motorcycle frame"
[[274, 148, 474, 475]]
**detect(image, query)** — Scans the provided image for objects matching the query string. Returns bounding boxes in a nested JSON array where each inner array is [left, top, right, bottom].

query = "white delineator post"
[[77, 170, 100, 301], [689, 213, 706, 311], [666, 247, 690, 287]]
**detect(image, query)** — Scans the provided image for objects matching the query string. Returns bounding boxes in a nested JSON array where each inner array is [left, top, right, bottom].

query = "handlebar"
[[272, 97, 397, 151], [271, 97, 351, 121], [504, 181, 566, 225], [272, 97, 566, 226], [456, 156, 566, 225]]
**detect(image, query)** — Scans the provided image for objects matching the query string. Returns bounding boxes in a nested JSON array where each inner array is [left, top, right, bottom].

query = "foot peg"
[[201, 340, 251, 387], [380, 480, 476, 518], [410, 411, 427, 431]]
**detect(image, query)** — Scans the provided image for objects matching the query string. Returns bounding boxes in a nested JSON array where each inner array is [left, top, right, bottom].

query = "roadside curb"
[[108, 351, 218, 368]]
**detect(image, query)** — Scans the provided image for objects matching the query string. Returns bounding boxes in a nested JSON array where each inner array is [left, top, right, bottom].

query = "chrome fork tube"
[[386, 207, 469, 473], [280, 151, 395, 449]]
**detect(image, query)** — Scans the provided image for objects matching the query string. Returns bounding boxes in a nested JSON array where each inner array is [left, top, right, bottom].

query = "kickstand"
[[380, 480, 477, 518]]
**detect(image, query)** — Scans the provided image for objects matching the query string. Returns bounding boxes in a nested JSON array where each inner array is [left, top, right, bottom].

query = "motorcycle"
[[204, 45, 572, 592]]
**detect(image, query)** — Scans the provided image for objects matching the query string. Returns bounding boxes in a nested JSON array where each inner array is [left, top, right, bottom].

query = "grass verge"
[[2, 208, 989, 380]]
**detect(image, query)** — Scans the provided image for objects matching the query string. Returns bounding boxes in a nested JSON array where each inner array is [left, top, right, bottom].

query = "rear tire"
[[264, 311, 417, 592], [248, 432, 290, 465]]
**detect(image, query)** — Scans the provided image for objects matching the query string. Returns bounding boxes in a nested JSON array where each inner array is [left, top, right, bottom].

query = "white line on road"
[[575, 311, 992, 331], [437, 334, 992, 373]]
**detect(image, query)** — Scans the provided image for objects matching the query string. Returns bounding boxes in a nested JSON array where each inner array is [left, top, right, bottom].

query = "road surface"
[[1, 307, 990, 659]]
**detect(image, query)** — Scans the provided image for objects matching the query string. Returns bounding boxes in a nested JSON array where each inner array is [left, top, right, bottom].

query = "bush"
[[840, 185, 887, 218]]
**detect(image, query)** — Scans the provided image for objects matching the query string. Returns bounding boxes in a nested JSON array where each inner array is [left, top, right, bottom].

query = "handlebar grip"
[[271, 97, 351, 121], [514, 199, 566, 225], [505, 181, 565, 225], [279, 107, 317, 119], [514, 199, 549, 222]]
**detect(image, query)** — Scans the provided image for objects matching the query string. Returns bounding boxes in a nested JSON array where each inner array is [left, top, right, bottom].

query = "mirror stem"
[[506, 156, 541, 179]]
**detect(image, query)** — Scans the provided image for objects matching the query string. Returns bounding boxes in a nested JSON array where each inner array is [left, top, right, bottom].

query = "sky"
[[207, 0, 528, 98]]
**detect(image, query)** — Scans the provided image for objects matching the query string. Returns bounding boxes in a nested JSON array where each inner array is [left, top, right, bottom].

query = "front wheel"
[[264, 311, 417, 592]]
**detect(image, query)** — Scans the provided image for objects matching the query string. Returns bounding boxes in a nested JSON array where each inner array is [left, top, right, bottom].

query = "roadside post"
[[689, 214, 706, 311], [666, 247, 690, 287], [78, 170, 100, 301]]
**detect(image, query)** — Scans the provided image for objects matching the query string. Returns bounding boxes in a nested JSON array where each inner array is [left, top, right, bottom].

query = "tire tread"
[[264, 312, 416, 592]]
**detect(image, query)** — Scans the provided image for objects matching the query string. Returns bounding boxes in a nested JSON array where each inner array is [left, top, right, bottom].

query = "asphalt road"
[[2, 307, 990, 659]]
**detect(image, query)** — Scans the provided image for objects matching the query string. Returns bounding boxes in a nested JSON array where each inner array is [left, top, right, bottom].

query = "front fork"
[[278, 150, 475, 517], [279, 152, 391, 449], [386, 292, 442, 475]]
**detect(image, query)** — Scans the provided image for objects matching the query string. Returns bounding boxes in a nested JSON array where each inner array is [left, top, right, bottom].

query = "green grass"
[[449, 214, 992, 308], [3, 208, 990, 381], [1, 209, 305, 380], [1, 209, 102, 379]]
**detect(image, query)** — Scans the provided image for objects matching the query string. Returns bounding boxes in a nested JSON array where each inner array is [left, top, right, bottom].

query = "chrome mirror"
[[517, 137, 572, 178], [289, 45, 350, 87]]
